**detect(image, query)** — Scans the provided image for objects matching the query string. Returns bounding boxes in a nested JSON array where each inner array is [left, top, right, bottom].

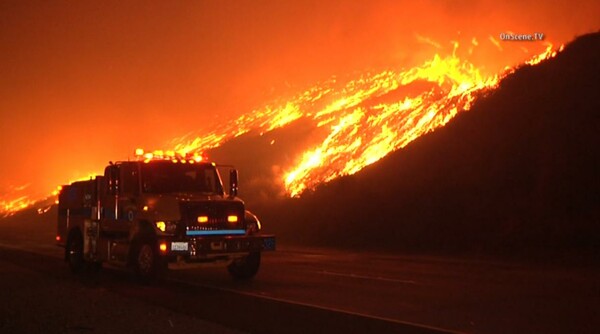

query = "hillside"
[[255, 32, 600, 257]]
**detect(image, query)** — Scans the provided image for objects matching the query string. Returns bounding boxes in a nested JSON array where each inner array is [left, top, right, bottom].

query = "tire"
[[66, 231, 85, 273], [133, 241, 166, 281], [228, 252, 261, 280]]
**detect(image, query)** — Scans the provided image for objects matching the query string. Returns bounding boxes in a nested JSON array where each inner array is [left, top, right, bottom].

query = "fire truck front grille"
[[180, 201, 245, 235]]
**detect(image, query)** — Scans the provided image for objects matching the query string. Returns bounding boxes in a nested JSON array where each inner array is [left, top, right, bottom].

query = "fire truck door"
[[101, 165, 129, 236], [118, 163, 140, 227]]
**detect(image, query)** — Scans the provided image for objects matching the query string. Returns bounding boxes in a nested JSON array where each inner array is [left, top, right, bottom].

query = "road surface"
[[0, 214, 598, 333]]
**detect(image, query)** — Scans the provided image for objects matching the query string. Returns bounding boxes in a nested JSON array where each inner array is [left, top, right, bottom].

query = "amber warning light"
[[134, 148, 207, 164]]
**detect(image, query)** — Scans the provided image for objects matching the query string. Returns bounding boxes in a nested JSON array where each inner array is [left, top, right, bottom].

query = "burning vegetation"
[[258, 32, 600, 253], [0, 37, 565, 217], [167, 38, 562, 197]]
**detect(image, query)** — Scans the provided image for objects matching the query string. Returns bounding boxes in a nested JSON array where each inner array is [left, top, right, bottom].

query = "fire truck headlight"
[[227, 215, 238, 223], [156, 221, 177, 233]]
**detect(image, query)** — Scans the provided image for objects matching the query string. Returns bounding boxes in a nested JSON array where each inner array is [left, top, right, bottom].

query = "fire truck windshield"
[[140, 162, 223, 194]]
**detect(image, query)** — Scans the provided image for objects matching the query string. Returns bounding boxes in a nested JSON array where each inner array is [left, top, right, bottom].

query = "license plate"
[[171, 242, 189, 251], [211, 241, 224, 250]]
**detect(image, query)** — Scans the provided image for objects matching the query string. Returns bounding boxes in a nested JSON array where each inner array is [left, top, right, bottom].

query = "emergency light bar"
[[134, 148, 208, 163]]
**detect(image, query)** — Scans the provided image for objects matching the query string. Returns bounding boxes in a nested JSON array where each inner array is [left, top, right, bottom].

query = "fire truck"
[[56, 150, 275, 280]]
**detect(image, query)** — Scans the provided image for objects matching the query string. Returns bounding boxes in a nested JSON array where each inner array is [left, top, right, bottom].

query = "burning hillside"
[[1, 36, 565, 217], [257, 32, 600, 254], [169, 39, 562, 197]]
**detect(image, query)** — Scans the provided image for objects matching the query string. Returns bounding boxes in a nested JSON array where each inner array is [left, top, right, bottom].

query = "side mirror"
[[229, 169, 238, 197]]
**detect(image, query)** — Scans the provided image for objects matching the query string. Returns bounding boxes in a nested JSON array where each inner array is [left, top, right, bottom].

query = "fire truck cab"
[[56, 153, 275, 280]]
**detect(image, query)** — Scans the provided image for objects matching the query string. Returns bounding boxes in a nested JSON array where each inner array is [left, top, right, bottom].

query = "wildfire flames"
[[1, 38, 563, 217], [0, 189, 35, 218], [169, 39, 562, 197]]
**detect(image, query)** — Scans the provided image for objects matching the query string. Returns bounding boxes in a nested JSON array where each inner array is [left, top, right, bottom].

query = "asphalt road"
[[170, 247, 600, 334], [0, 215, 598, 333]]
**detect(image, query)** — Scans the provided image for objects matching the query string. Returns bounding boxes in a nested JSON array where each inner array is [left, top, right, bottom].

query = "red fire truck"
[[56, 151, 275, 280]]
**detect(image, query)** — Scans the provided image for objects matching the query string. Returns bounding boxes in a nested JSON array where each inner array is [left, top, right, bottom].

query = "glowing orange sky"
[[0, 0, 598, 199]]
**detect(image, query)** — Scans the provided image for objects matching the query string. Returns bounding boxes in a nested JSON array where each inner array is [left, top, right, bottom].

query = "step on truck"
[[56, 150, 275, 280]]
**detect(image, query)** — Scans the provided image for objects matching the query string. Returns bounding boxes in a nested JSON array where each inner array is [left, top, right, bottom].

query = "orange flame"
[[525, 43, 565, 66], [283, 44, 501, 196], [0, 38, 565, 217], [170, 40, 563, 197], [0, 196, 35, 218]]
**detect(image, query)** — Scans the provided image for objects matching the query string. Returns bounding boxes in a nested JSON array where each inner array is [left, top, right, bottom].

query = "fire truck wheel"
[[66, 231, 84, 273], [133, 241, 166, 281], [227, 251, 261, 280]]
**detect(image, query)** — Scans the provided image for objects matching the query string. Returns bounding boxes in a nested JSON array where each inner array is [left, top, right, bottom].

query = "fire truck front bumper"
[[163, 234, 275, 259]]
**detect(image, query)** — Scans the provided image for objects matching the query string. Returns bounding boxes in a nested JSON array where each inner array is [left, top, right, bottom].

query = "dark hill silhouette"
[[254, 32, 600, 257]]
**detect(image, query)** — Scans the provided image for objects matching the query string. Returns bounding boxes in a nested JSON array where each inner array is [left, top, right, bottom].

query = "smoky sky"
[[0, 0, 598, 198]]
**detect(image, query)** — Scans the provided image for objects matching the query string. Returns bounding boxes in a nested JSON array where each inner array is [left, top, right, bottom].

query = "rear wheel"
[[66, 232, 84, 273], [228, 252, 261, 280]]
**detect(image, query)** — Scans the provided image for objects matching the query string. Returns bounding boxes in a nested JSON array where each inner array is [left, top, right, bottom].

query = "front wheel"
[[228, 252, 261, 280], [133, 241, 166, 281]]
